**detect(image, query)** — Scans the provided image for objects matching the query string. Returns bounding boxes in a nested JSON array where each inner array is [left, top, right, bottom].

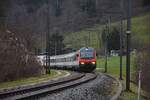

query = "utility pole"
[[46, 0, 50, 73], [119, 0, 124, 80], [104, 17, 111, 73], [120, 17, 123, 80], [126, 0, 132, 90], [104, 25, 108, 73]]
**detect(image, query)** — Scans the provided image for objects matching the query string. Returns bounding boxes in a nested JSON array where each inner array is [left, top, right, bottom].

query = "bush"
[[0, 31, 43, 82]]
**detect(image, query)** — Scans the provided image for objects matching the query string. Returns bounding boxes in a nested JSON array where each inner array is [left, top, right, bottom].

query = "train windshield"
[[80, 48, 94, 59]]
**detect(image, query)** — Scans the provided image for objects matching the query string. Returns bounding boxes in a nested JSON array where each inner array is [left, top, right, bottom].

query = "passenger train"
[[37, 47, 96, 72]]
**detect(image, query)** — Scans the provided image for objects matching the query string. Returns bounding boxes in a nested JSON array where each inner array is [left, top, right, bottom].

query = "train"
[[37, 47, 96, 72]]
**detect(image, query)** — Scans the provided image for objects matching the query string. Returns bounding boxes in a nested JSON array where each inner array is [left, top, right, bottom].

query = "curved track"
[[0, 72, 96, 100]]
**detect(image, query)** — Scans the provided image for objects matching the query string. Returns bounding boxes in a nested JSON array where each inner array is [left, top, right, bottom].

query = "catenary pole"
[[126, 0, 132, 90], [46, 0, 51, 73], [120, 17, 123, 80], [104, 25, 108, 73], [119, 0, 124, 80]]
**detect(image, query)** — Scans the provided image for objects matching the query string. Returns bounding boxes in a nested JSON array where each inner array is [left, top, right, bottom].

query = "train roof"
[[50, 47, 95, 59], [79, 47, 94, 51], [50, 51, 78, 59]]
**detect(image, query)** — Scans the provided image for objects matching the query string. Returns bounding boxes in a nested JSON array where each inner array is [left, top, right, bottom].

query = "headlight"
[[80, 62, 85, 64], [92, 62, 96, 64]]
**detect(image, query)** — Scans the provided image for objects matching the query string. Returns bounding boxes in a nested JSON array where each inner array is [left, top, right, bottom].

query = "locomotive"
[[38, 47, 96, 72]]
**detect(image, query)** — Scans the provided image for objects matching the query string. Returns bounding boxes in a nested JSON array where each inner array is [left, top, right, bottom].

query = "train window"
[[71, 57, 73, 61], [63, 58, 65, 62], [73, 56, 76, 61], [58, 58, 61, 62], [70, 57, 72, 61], [80, 48, 94, 59], [69, 57, 71, 61], [67, 58, 69, 62], [56, 59, 58, 62], [51, 59, 54, 63], [59, 58, 61, 62], [62, 58, 64, 62], [61, 58, 63, 62]]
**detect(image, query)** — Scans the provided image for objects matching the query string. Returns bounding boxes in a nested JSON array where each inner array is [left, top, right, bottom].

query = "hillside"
[[63, 12, 150, 51], [132, 12, 150, 47], [0, 0, 149, 53]]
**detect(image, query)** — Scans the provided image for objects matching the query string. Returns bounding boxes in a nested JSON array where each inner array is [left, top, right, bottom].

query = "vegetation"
[[143, 0, 150, 6], [0, 0, 149, 98], [52, 0, 62, 16], [97, 56, 126, 78], [96, 55, 146, 100], [49, 32, 65, 55], [0, 30, 43, 82], [102, 27, 121, 53], [64, 13, 150, 99], [64, 12, 150, 52], [0, 70, 64, 89], [78, 0, 97, 17], [135, 46, 150, 99], [95, 13, 150, 99], [131, 13, 150, 48]]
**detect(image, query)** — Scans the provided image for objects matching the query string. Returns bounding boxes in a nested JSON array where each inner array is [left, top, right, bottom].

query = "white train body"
[[37, 47, 96, 72]]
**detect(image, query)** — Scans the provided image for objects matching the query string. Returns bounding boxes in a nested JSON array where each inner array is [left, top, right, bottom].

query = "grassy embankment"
[[96, 55, 145, 100], [0, 70, 66, 89], [96, 55, 147, 100]]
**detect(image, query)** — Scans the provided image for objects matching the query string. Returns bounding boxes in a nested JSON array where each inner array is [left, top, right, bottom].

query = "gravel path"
[[39, 73, 117, 100]]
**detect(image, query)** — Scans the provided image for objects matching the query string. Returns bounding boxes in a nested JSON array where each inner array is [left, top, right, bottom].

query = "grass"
[[96, 55, 146, 100], [0, 70, 65, 89], [97, 56, 126, 78], [96, 54, 136, 78], [118, 81, 147, 100]]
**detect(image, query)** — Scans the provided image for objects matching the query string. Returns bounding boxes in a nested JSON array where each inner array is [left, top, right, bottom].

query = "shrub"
[[0, 30, 43, 82]]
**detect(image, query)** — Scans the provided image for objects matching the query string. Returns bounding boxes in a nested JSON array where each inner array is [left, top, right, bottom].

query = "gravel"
[[39, 73, 116, 100]]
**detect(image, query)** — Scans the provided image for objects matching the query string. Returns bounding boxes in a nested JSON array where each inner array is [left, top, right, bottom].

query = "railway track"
[[0, 72, 96, 100]]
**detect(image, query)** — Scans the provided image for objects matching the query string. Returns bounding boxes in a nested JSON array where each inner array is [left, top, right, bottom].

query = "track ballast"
[[0, 72, 96, 100]]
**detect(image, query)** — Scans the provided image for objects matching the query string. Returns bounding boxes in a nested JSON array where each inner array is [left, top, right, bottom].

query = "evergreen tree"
[[49, 32, 65, 56], [78, 0, 96, 17], [86, 0, 96, 17], [52, 0, 61, 16], [107, 27, 120, 53], [143, 0, 150, 6]]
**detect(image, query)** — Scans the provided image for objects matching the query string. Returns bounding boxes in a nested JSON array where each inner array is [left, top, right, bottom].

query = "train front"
[[78, 47, 96, 72]]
